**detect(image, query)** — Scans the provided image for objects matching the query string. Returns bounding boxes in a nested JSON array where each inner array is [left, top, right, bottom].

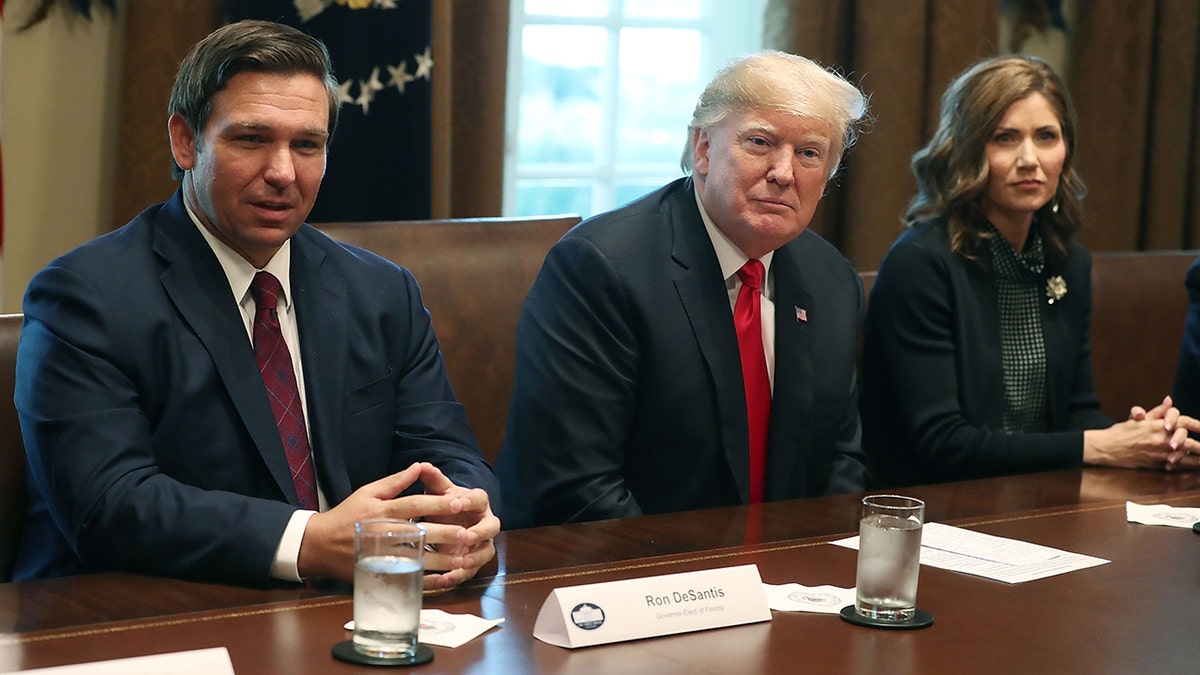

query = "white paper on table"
[[6, 647, 234, 674], [761, 583, 854, 613], [1126, 501, 1200, 528], [830, 522, 1109, 584], [343, 609, 504, 648]]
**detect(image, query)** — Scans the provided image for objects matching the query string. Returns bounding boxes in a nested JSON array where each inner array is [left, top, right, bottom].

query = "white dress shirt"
[[694, 186, 777, 391], [184, 199, 322, 583]]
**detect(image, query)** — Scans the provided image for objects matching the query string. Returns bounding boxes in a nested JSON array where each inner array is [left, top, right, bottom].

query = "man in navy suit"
[[13, 20, 499, 588], [498, 51, 870, 528]]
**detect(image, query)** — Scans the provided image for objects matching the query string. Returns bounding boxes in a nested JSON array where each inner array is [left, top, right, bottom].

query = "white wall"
[[1, 7, 124, 312]]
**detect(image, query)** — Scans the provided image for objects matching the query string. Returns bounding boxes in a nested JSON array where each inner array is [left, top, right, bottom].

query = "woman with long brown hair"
[[861, 55, 1200, 487]]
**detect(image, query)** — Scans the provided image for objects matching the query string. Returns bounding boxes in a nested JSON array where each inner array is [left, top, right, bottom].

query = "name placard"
[[12, 647, 235, 674], [533, 564, 771, 648]]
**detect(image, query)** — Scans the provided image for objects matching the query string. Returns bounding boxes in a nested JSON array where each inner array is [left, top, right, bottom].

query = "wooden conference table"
[[2, 467, 1200, 673]]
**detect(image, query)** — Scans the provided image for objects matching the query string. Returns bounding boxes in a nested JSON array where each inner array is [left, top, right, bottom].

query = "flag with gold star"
[[227, 0, 433, 222]]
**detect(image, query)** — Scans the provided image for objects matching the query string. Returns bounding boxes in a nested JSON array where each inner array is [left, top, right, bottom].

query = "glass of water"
[[854, 495, 924, 622], [353, 519, 427, 659]]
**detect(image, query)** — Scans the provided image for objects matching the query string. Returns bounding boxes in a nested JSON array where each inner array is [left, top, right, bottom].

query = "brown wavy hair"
[[905, 55, 1085, 267]]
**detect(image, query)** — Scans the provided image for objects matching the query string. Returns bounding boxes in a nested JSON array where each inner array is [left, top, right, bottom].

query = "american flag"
[[795, 306, 808, 322]]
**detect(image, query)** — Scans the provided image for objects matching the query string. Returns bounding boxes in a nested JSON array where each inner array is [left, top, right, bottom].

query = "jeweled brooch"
[[1046, 275, 1067, 304]]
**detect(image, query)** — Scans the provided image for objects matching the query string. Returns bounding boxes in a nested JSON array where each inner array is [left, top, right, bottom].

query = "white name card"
[[10, 647, 235, 675], [533, 563, 771, 648]]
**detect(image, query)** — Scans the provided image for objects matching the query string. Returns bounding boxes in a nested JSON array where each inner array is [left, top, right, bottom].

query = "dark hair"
[[168, 20, 339, 179], [905, 55, 1084, 266]]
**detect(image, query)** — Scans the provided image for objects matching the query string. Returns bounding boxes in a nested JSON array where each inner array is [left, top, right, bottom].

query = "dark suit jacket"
[[497, 178, 866, 528], [1172, 256, 1200, 417], [860, 218, 1111, 488], [13, 190, 498, 584]]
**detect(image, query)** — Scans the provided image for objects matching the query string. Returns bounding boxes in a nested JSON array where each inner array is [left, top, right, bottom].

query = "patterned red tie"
[[250, 272, 318, 510], [735, 260, 771, 503]]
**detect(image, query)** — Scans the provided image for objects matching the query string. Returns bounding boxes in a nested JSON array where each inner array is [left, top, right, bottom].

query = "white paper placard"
[[8, 647, 234, 674], [533, 564, 771, 648]]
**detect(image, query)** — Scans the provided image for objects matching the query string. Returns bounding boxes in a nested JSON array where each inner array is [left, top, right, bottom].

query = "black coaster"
[[332, 640, 434, 667], [839, 605, 934, 630]]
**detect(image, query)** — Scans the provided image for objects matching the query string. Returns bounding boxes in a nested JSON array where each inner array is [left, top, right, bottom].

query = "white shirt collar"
[[693, 183, 774, 284], [183, 197, 294, 310]]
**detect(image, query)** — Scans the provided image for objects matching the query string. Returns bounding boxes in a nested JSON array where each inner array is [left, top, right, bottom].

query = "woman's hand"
[[1085, 396, 1200, 470]]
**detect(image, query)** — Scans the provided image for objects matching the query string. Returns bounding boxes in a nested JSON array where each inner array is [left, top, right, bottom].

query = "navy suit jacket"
[[13, 190, 498, 584], [497, 178, 866, 528], [1173, 256, 1200, 417], [861, 218, 1111, 488]]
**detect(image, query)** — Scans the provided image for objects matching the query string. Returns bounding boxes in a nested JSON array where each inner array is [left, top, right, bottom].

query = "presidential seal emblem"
[[570, 603, 606, 630]]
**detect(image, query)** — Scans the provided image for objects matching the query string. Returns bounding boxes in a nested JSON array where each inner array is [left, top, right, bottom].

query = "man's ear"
[[691, 127, 710, 177], [167, 113, 198, 171]]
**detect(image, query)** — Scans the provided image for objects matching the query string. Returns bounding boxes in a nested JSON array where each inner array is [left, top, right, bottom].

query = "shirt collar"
[[693, 182, 774, 283], [183, 197, 294, 310]]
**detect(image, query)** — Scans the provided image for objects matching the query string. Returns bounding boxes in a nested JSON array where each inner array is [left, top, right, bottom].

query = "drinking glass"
[[853, 495, 924, 622], [352, 519, 427, 659]]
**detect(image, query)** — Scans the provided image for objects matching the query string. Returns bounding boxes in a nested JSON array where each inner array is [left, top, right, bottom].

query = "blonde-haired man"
[[499, 51, 870, 528]]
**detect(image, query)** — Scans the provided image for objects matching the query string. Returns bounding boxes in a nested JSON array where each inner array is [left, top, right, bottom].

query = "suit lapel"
[[1039, 259, 1071, 429], [965, 253, 1006, 423], [766, 242, 814, 497], [152, 192, 301, 504], [666, 183, 753, 502], [289, 228, 354, 504]]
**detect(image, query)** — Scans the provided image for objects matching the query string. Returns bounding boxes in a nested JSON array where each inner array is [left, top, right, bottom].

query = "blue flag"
[[227, 0, 433, 221]]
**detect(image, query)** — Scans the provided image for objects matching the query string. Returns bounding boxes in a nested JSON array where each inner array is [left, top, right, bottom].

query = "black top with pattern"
[[988, 223, 1049, 433]]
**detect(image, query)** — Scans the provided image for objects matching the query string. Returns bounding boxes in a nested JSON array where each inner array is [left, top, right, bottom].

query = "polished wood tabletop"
[[2, 467, 1200, 673]]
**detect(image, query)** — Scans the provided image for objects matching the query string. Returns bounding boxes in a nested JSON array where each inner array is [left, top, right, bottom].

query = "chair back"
[[0, 313, 25, 581], [1089, 250, 1196, 419], [314, 215, 579, 466]]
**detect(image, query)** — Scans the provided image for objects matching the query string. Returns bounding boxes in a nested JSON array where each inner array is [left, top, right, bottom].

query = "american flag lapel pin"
[[795, 306, 808, 322]]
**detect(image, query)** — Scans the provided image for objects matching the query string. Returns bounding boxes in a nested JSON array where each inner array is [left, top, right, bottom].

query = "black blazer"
[[861, 218, 1111, 488], [14, 190, 498, 584], [1173, 256, 1200, 417], [497, 178, 866, 528]]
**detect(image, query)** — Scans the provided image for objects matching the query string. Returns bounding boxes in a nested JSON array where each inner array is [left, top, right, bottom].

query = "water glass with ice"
[[854, 495, 924, 622], [353, 518, 427, 659]]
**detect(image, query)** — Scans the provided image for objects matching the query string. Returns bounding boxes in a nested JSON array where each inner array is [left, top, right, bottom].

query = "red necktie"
[[250, 272, 318, 511], [735, 260, 771, 503]]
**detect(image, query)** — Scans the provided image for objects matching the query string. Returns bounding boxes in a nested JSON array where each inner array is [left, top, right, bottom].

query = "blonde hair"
[[680, 50, 869, 180]]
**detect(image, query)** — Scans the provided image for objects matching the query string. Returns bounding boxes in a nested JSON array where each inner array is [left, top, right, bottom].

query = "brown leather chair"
[[0, 313, 25, 581], [1089, 250, 1197, 420], [314, 215, 580, 466]]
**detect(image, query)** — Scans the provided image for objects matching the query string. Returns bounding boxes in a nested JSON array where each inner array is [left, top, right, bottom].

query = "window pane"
[[517, 25, 606, 165], [623, 0, 702, 19], [614, 28, 701, 165], [614, 182, 664, 208], [515, 181, 593, 218], [504, 0, 766, 219], [524, 0, 609, 17]]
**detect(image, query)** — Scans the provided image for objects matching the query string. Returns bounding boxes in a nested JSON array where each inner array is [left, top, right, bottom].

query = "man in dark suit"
[[498, 51, 870, 528], [1176, 256, 1200, 421], [13, 20, 499, 588]]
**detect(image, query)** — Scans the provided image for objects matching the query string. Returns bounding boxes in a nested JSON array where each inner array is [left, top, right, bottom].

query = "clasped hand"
[[297, 462, 500, 589], [1085, 396, 1200, 471]]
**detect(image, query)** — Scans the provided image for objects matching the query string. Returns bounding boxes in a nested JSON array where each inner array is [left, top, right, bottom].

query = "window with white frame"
[[503, 0, 765, 220]]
